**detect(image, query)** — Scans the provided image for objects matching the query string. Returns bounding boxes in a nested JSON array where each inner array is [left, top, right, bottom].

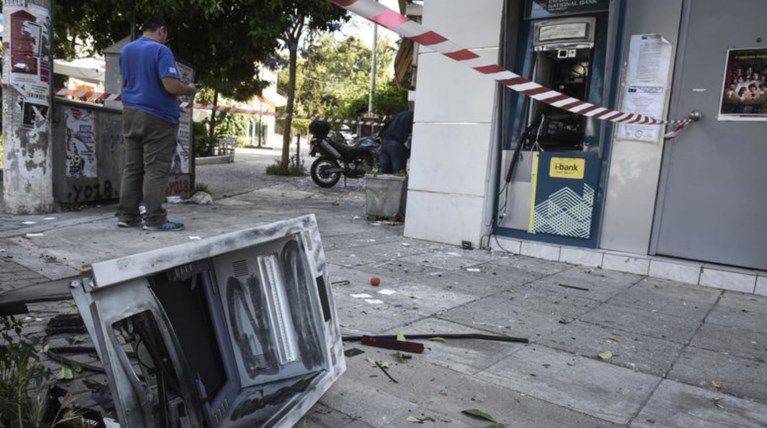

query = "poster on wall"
[[718, 48, 767, 121], [65, 107, 97, 178], [4, 1, 51, 110], [618, 34, 673, 143], [527, 0, 609, 18], [172, 62, 195, 175]]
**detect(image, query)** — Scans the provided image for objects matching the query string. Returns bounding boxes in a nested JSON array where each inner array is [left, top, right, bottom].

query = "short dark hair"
[[142, 16, 167, 33]]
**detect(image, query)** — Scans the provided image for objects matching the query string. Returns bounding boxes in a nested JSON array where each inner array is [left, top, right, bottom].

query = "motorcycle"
[[308, 120, 380, 188]]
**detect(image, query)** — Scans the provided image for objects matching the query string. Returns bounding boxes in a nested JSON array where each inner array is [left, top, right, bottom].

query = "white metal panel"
[[404, 190, 486, 247]]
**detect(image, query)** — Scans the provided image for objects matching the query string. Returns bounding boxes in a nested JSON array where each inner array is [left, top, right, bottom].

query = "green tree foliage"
[[272, 0, 348, 167], [53, 0, 285, 100], [277, 34, 408, 125]]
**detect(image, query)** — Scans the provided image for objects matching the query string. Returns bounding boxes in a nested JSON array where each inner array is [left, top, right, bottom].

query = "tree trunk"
[[208, 90, 219, 141], [281, 42, 298, 167]]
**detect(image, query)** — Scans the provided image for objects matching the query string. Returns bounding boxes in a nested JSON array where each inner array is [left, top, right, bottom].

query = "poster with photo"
[[5, 2, 51, 108], [65, 107, 97, 178], [719, 48, 767, 121]]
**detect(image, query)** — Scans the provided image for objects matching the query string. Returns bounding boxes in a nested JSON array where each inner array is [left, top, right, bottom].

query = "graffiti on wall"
[[67, 180, 118, 203]]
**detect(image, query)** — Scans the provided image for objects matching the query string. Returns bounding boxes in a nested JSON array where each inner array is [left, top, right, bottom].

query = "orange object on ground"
[[370, 276, 381, 286]]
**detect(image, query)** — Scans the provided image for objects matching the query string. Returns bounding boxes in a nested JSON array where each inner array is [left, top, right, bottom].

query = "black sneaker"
[[143, 221, 185, 232], [117, 217, 142, 228]]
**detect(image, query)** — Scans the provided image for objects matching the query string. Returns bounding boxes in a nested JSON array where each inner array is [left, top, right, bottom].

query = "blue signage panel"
[[531, 151, 601, 239]]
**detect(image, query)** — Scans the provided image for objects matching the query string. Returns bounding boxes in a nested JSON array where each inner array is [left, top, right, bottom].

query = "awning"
[[53, 58, 105, 82]]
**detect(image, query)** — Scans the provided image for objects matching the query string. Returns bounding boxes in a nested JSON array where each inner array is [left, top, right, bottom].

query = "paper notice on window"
[[619, 34, 673, 142]]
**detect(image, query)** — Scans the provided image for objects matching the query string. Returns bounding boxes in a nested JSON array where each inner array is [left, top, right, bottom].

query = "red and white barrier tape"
[[54, 88, 382, 127], [329, 0, 697, 140]]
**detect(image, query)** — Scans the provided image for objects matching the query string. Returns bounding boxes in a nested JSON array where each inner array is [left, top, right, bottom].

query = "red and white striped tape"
[[53, 88, 382, 127], [329, 0, 696, 139]]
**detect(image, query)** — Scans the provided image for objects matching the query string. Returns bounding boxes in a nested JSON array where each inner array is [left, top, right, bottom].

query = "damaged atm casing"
[[71, 215, 345, 427]]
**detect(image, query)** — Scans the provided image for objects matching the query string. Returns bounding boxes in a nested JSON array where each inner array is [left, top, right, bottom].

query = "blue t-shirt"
[[120, 37, 181, 124]]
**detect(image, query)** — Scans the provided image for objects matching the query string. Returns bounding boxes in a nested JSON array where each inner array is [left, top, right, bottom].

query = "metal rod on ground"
[[343, 333, 529, 343]]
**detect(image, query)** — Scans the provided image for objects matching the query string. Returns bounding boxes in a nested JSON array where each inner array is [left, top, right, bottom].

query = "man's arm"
[[162, 77, 198, 96]]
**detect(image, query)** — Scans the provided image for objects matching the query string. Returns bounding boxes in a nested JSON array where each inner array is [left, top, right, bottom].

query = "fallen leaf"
[[366, 357, 377, 366], [598, 351, 613, 360], [608, 335, 619, 342], [567, 360, 576, 366], [397, 332, 407, 342], [438, 390, 449, 396], [711, 380, 721, 389], [69, 305, 79, 315], [438, 415, 451, 422], [406, 416, 435, 423], [56, 367, 74, 380], [395, 352, 410, 364], [429, 337, 447, 343], [379, 360, 390, 369], [462, 409, 496, 422]]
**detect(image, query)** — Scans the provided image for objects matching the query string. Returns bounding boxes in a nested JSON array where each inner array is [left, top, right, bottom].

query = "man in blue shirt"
[[116, 16, 197, 231], [379, 110, 414, 174]]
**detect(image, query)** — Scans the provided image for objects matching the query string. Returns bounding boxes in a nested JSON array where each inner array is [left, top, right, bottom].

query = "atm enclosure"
[[71, 215, 345, 427]]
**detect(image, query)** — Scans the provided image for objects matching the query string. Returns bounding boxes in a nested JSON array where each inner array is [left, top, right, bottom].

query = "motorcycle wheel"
[[310, 157, 342, 188]]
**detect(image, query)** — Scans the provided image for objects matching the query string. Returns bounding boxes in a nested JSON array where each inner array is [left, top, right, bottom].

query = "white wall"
[[404, 0, 504, 247]]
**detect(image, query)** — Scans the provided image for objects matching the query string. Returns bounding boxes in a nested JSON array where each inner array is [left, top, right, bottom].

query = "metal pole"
[[368, 22, 378, 114]]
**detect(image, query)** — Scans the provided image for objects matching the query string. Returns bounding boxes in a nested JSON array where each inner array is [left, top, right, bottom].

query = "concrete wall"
[[599, 0, 684, 254], [404, 0, 504, 247]]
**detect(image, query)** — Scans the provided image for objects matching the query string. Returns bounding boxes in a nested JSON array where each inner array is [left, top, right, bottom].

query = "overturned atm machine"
[[71, 215, 345, 427]]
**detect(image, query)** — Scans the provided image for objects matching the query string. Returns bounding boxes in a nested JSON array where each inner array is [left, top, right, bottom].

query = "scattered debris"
[[462, 241, 473, 250], [608, 335, 620, 342], [364, 299, 384, 305], [466, 268, 481, 272], [344, 348, 364, 358], [377, 289, 396, 296], [44, 217, 57, 220], [559, 318, 574, 324], [22, 221, 37, 225], [598, 351, 613, 360], [394, 351, 412, 364], [711, 380, 722, 389], [43, 255, 57, 263], [406, 415, 435, 423], [567, 360, 577, 366], [711, 397, 724, 409], [344, 333, 528, 344], [370, 276, 381, 286], [373, 359, 398, 383], [351, 293, 373, 298], [25, 233, 44, 238], [402, 242, 411, 247], [558, 283, 590, 291], [331, 280, 350, 286], [361, 336, 424, 353], [429, 337, 447, 343], [188, 236, 202, 240], [397, 332, 407, 342]]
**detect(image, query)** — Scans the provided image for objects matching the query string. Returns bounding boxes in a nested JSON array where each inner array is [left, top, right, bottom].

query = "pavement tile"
[[609, 277, 720, 318], [503, 286, 599, 319], [706, 300, 767, 335], [667, 346, 767, 404], [579, 302, 704, 344], [397, 247, 491, 271], [352, 260, 444, 281], [478, 346, 660, 425], [380, 318, 524, 375], [487, 253, 570, 275], [538, 320, 685, 377], [437, 294, 565, 340], [336, 343, 619, 428], [528, 266, 643, 302], [631, 379, 767, 428], [325, 241, 426, 267], [690, 323, 767, 362]]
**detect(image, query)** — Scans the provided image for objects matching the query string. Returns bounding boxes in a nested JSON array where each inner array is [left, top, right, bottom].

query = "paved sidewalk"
[[1, 148, 766, 427]]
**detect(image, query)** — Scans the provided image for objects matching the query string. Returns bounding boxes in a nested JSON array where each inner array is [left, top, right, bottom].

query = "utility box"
[[71, 215, 345, 427], [366, 174, 407, 220]]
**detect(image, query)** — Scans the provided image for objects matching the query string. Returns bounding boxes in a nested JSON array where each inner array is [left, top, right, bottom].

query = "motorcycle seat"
[[325, 138, 372, 157]]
